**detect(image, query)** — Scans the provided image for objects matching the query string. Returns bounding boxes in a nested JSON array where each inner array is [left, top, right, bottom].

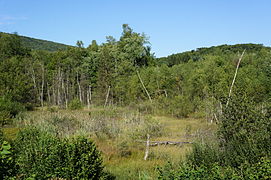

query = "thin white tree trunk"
[[66, 76, 69, 105], [89, 85, 92, 104], [62, 75, 68, 108], [226, 50, 246, 107], [77, 72, 82, 102], [30, 66, 39, 103], [104, 86, 111, 107], [137, 70, 152, 103], [52, 79, 56, 105], [144, 134, 150, 160], [40, 64, 44, 108], [87, 85, 92, 109], [47, 82, 51, 105], [57, 68, 61, 106]]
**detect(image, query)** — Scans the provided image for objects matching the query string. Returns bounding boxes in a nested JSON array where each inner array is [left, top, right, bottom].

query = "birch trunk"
[[40, 64, 44, 107], [137, 71, 152, 103], [47, 82, 51, 105], [226, 50, 246, 107], [104, 86, 111, 107], [77, 72, 82, 102], [62, 75, 68, 108]]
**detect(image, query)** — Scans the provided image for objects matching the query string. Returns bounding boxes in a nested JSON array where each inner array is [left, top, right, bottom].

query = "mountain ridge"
[[0, 32, 71, 52]]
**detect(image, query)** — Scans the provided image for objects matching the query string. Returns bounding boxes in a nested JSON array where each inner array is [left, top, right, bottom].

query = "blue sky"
[[0, 0, 271, 57]]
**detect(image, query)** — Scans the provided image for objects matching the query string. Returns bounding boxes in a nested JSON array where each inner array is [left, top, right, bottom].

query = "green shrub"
[[129, 116, 163, 139], [137, 101, 154, 114], [14, 127, 60, 179], [158, 96, 271, 179], [14, 127, 104, 179], [241, 157, 271, 180], [0, 129, 3, 143], [157, 158, 271, 180], [170, 96, 194, 118], [117, 141, 132, 158], [157, 162, 239, 180], [0, 140, 16, 179], [0, 96, 25, 126], [68, 98, 83, 110], [57, 136, 104, 179], [187, 143, 223, 168], [156, 96, 194, 118], [47, 106, 59, 112], [218, 96, 271, 167], [142, 116, 163, 137]]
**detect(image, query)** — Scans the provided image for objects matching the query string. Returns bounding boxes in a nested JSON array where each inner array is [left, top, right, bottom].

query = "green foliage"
[[218, 95, 271, 167], [158, 95, 271, 179], [187, 143, 223, 168], [0, 32, 28, 60], [47, 106, 59, 112], [157, 158, 271, 180], [0, 56, 35, 105], [0, 139, 16, 179], [186, 95, 270, 168], [58, 136, 104, 179], [68, 98, 83, 110], [157, 162, 239, 180], [13, 127, 104, 179], [0, 96, 25, 126], [241, 158, 271, 180], [157, 43, 269, 66], [0, 129, 3, 142], [157, 96, 194, 118], [0, 32, 70, 52]]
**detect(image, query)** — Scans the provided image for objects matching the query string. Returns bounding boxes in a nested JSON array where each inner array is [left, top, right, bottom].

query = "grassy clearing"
[[3, 107, 216, 179]]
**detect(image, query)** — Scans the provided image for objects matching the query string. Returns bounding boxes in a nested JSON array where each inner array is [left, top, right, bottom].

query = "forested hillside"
[[158, 43, 271, 66], [0, 25, 270, 179], [0, 32, 70, 51]]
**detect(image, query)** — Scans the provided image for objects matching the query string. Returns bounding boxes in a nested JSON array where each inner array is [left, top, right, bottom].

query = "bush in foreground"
[[14, 127, 104, 179], [157, 158, 271, 180]]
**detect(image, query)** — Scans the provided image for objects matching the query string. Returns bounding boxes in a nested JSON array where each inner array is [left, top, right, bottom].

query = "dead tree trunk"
[[77, 72, 82, 102], [30, 66, 39, 103], [40, 64, 44, 108], [104, 86, 111, 107], [66, 75, 69, 104], [52, 79, 56, 105], [226, 50, 246, 107], [144, 134, 150, 160], [62, 75, 68, 108], [87, 85, 92, 109], [57, 68, 61, 106], [137, 70, 152, 103], [47, 82, 51, 105]]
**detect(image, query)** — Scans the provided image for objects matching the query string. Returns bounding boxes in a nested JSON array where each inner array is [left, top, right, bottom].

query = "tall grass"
[[10, 106, 214, 179]]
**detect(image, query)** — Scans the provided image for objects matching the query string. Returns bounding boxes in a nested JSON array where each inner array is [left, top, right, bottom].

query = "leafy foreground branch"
[[0, 127, 113, 180]]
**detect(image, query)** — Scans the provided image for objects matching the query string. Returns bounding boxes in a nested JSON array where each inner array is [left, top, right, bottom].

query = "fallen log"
[[137, 140, 192, 146]]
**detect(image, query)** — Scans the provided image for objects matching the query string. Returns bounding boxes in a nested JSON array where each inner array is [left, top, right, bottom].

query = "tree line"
[[0, 24, 270, 119]]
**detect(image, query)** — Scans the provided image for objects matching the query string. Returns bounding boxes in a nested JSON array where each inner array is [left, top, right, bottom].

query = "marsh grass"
[[8, 106, 216, 179]]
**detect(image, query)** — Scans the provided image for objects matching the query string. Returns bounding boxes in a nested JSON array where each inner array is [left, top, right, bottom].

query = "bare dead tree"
[[104, 86, 111, 107], [226, 50, 246, 107], [77, 71, 82, 102], [40, 63, 44, 108], [137, 70, 152, 103], [144, 134, 150, 160]]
